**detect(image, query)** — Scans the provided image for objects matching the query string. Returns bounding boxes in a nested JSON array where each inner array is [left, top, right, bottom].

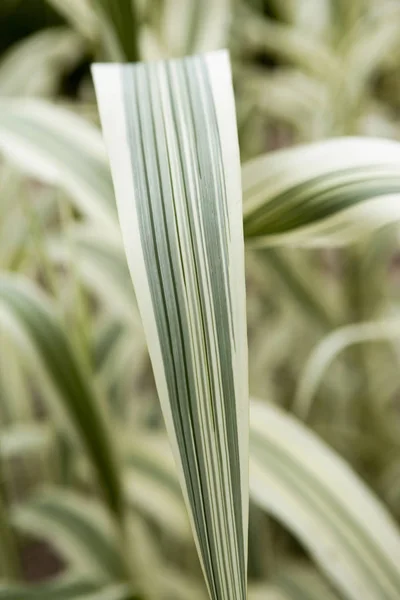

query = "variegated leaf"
[[250, 399, 400, 600], [92, 51, 249, 600]]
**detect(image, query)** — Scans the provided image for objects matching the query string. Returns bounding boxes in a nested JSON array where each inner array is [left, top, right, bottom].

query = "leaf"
[[249, 399, 400, 600], [92, 0, 140, 61], [236, 8, 342, 84], [11, 488, 127, 582], [293, 319, 400, 418], [243, 137, 400, 246], [0, 275, 123, 521], [0, 330, 34, 423], [47, 224, 138, 325], [92, 51, 249, 600], [0, 166, 56, 272], [92, 314, 146, 413], [235, 67, 329, 140], [45, 0, 100, 42], [0, 100, 118, 230], [3, 102, 400, 249], [344, 7, 400, 98], [0, 28, 85, 97]]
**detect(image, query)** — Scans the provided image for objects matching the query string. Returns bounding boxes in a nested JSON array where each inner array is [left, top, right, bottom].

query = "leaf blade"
[[92, 51, 249, 600], [249, 399, 400, 600], [0, 101, 117, 230], [0, 275, 124, 521], [243, 137, 400, 246]]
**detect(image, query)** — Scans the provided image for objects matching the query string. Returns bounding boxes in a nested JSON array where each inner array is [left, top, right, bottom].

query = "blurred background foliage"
[[1, 1, 400, 599]]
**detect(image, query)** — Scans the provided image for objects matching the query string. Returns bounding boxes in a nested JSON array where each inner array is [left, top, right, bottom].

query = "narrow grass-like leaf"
[[92, 315, 146, 413], [237, 8, 343, 84], [0, 28, 84, 97], [243, 137, 400, 246], [0, 331, 34, 423], [293, 319, 400, 418], [0, 101, 117, 229], [45, 0, 100, 41], [47, 225, 138, 324], [0, 169, 56, 272], [0, 275, 123, 521], [92, 0, 140, 61], [93, 51, 249, 600], [249, 399, 400, 600]]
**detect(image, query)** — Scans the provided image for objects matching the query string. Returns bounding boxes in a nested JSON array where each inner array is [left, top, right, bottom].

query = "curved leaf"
[[45, 0, 100, 41], [293, 319, 400, 418], [0, 101, 117, 230], [0, 28, 85, 97], [0, 275, 123, 520], [92, 0, 140, 61], [249, 399, 400, 600], [243, 137, 400, 246], [47, 225, 137, 325]]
